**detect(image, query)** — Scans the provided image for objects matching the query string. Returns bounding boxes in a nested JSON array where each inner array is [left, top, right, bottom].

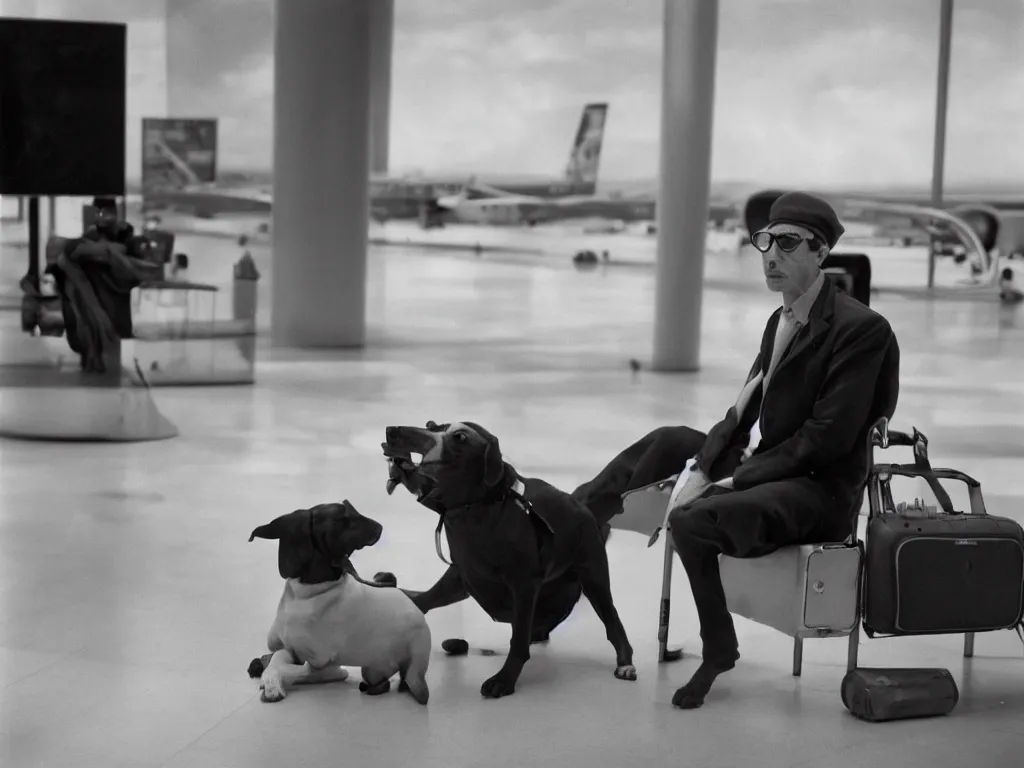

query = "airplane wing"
[[839, 199, 1001, 286], [144, 186, 272, 217]]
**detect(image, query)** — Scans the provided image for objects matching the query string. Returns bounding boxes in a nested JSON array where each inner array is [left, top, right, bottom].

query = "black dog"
[[382, 420, 636, 699]]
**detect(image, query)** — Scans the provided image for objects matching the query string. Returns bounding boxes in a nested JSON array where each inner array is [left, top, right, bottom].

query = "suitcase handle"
[[872, 422, 930, 455], [868, 465, 986, 518], [868, 420, 960, 516]]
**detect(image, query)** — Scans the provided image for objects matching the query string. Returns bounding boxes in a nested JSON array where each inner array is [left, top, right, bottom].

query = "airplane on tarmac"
[[821, 188, 1024, 263], [431, 103, 738, 228], [433, 181, 738, 230], [141, 102, 610, 224], [433, 183, 652, 227]]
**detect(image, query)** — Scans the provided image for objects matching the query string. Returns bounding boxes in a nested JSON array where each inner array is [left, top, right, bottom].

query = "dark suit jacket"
[[695, 275, 900, 527]]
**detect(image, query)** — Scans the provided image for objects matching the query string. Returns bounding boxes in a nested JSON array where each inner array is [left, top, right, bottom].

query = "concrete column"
[[651, 0, 719, 372], [928, 0, 954, 289], [368, 0, 394, 175], [271, 0, 373, 347]]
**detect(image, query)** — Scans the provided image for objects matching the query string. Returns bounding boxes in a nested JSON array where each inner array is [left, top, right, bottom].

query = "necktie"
[[764, 309, 800, 393], [748, 309, 801, 452]]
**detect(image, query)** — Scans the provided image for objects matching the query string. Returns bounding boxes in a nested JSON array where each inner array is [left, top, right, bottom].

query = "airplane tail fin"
[[564, 102, 608, 190]]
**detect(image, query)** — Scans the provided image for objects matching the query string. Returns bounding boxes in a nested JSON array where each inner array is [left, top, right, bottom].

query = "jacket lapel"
[[771, 277, 835, 382], [736, 309, 779, 428], [760, 308, 781, 377]]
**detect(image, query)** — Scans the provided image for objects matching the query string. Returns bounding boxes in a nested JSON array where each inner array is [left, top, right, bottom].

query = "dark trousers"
[[572, 424, 839, 662], [571, 426, 707, 529], [668, 478, 835, 661]]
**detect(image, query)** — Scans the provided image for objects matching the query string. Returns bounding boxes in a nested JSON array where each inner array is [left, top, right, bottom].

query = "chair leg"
[[658, 532, 679, 662], [792, 637, 803, 677], [657, 534, 672, 660], [846, 624, 860, 671], [963, 632, 975, 659]]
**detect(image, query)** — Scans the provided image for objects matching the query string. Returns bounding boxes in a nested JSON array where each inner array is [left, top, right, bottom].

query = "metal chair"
[[626, 470, 864, 677], [620, 418, 877, 675], [624, 415, 980, 676]]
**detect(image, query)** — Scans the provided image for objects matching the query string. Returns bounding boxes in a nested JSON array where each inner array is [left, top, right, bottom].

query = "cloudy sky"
[[7, 0, 1024, 189]]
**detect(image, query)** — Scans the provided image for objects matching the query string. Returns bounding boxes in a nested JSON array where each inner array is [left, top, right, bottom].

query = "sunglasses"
[[750, 231, 814, 253]]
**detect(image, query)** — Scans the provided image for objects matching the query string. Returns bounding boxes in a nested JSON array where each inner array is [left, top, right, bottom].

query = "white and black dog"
[[247, 501, 431, 705]]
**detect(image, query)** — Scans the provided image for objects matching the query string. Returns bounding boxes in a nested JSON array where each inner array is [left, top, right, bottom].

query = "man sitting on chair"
[[572, 191, 899, 709]]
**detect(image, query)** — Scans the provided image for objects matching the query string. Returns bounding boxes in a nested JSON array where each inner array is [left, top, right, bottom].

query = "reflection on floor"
[[2, 241, 1024, 768]]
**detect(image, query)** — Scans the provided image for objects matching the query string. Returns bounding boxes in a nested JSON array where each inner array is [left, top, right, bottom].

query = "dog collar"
[[508, 479, 533, 515], [433, 479, 533, 566]]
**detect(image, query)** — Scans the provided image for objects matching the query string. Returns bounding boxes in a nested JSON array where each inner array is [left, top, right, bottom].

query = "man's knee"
[[647, 425, 679, 443], [668, 501, 715, 546], [650, 425, 704, 453]]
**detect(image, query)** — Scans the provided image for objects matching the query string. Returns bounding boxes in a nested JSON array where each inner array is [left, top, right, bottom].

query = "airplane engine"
[[931, 206, 1000, 272], [952, 205, 1000, 254], [418, 199, 447, 230]]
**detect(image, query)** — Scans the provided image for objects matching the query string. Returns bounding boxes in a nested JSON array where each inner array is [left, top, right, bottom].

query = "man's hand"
[[646, 459, 713, 548], [668, 459, 710, 511]]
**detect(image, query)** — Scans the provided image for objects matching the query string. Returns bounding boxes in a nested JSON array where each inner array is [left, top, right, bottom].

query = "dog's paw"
[[614, 664, 638, 681], [259, 674, 286, 703], [358, 679, 391, 696], [671, 684, 705, 709], [480, 673, 516, 699], [247, 657, 265, 679]]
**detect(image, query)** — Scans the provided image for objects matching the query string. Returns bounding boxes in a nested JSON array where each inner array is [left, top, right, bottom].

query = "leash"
[[433, 479, 533, 567], [305, 514, 393, 589], [338, 558, 393, 589]]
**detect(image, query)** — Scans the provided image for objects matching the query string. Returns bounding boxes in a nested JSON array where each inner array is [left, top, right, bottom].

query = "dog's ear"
[[482, 436, 504, 487], [249, 510, 304, 542], [461, 421, 505, 487], [249, 509, 315, 580]]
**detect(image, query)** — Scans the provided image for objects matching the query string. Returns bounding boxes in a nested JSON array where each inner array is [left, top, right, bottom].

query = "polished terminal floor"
[[2, 229, 1024, 768]]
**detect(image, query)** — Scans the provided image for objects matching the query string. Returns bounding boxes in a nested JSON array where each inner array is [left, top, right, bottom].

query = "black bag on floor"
[[841, 667, 959, 722], [863, 428, 1024, 637]]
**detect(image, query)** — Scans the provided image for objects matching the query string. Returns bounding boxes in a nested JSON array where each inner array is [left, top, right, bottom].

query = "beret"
[[767, 191, 845, 248]]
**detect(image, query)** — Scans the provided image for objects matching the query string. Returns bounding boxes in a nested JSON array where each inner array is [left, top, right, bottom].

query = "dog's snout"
[[386, 426, 398, 441]]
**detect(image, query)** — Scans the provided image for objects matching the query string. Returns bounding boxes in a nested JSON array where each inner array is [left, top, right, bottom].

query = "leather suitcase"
[[864, 511, 1024, 636], [863, 437, 1024, 637]]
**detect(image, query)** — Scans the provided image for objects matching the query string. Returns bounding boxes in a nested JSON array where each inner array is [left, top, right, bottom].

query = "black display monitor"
[[0, 17, 127, 196]]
